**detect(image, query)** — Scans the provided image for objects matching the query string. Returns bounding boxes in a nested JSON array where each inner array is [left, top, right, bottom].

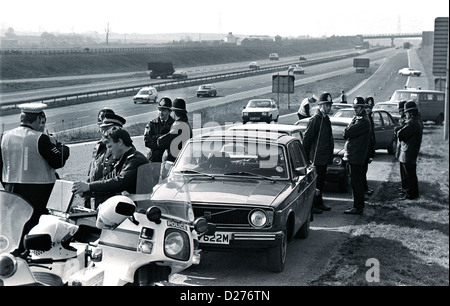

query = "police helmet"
[[318, 92, 333, 105], [353, 97, 367, 108], [158, 97, 172, 110]]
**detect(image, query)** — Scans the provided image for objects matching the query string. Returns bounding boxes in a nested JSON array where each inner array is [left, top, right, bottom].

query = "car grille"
[[247, 112, 262, 116], [193, 204, 255, 228]]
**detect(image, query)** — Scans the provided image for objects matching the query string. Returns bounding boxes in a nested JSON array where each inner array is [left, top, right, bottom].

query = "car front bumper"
[[199, 230, 284, 250], [242, 114, 272, 122]]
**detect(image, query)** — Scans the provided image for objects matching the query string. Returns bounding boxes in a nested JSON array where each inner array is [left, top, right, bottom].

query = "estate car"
[[151, 130, 317, 272]]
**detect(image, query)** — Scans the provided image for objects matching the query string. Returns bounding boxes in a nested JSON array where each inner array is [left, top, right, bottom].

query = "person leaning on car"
[[297, 96, 317, 120], [343, 97, 371, 215], [143, 97, 175, 187], [72, 127, 149, 200], [395, 101, 423, 200], [303, 92, 334, 214]]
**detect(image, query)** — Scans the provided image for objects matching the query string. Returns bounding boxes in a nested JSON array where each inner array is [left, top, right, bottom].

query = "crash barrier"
[[1, 47, 388, 111]]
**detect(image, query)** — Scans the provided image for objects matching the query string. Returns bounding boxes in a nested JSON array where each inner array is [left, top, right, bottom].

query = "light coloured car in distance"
[[196, 84, 217, 97], [242, 99, 279, 124], [249, 62, 260, 69], [398, 67, 421, 76], [287, 64, 302, 73], [172, 70, 188, 79], [292, 66, 305, 75], [133, 86, 158, 104], [269, 53, 279, 61]]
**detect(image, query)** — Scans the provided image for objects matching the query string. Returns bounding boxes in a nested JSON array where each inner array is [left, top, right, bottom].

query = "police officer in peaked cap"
[[343, 97, 371, 215], [144, 97, 175, 187]]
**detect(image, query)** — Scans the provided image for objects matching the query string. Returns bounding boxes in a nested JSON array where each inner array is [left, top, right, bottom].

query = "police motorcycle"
[[18, 175, 214, 286]]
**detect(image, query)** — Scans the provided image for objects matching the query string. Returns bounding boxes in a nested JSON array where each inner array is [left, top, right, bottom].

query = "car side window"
[[288, 141, 307, 178], [380, 112, 391, 126], [373, 112, 383, 127]]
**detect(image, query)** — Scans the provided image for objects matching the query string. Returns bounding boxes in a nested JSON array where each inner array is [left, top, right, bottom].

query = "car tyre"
[[435, 114, 444, 125], [197, 94, 200, 97], [274, 115, 279, 123], [267, 226, 287, 273], [387, 138, 397, 155]]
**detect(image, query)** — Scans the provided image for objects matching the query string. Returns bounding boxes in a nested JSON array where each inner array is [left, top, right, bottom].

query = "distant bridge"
[[357, 33, 422, 46]]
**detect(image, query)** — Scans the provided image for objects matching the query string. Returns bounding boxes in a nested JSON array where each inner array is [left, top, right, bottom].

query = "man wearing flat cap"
[[157, 98, 193, 180], [144, 97, 175, 187], [395, 101, 423, 200], [0, 103, 70, 248], [85, 110, 126, 208]]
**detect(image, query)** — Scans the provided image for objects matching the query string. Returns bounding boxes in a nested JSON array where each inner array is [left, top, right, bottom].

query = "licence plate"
[[199, 232, 231, 244], [250, 117, 260, 120]]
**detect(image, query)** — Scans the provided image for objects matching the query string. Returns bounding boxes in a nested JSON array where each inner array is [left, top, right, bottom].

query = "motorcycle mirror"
[[206, 223, 217, 236], [23, 234, 52, 251], [115, 201, 135, 216], [193, 217, 208, 234], [146, 206, 162, 224]]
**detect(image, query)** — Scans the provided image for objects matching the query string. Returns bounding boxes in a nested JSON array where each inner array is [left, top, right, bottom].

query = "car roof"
[[394, 88, 443, 94], [194, 130, 294, 145], [229, 124, 302, 133]]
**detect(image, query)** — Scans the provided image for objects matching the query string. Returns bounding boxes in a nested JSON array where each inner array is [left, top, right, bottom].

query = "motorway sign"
[[272, 74, 295, 94], [432, 17, 449, 77]]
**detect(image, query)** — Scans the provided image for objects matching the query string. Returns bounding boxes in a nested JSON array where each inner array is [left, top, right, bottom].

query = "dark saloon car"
[[373, 101, 402, 122], [151, 130, 317, 272], [196, 84, 217, 97]]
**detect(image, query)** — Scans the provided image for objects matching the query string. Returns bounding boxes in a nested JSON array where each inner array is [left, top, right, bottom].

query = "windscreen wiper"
[[179, 169, 215, 179], [223, 171, 276, 183]]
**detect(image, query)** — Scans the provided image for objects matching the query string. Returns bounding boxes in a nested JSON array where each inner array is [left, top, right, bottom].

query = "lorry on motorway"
[[148, 62, 175, 79], [403, 42, 411, 49]]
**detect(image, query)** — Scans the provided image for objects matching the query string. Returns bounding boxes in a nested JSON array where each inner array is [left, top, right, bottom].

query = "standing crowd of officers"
[[1, 90, 424, 249]]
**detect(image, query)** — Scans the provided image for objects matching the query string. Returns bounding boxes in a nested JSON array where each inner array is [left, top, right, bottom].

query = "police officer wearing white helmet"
[[343, 97, 371, 215], [0, 103, 70, 250]]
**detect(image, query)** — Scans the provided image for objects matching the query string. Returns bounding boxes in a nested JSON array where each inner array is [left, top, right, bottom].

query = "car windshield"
[[172, 139, 289, 180], [248, 100, 271, 108], [200, 85, 211, 89], [390, 91, 419, 102], [374, 104, 398, 113], [333, 109, 355, 118], [138, 90, 150, 95]]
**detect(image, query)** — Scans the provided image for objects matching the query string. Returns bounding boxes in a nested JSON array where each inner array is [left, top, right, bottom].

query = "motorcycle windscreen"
[[0, 191, 33, 254], [46, 180, 74, 213]]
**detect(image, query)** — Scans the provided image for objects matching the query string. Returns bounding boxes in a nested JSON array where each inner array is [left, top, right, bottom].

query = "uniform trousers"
[[399, 162, 408, 190], [400, 162, 419, 199], [313, 165, 327, 208], [348, 163, 365, 209]]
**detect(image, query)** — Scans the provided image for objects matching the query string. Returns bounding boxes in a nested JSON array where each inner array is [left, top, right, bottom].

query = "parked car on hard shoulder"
[[172, 70, 188, 79], [196, 84, 217, 97], [249, 62, 260, 69], [151, 129, 316, 272], [388, 88, 445, 125], [309, 103, 353, 117], [242, 99, 279, 124], [269, 53, 279, 61], [373, 101, 402, 122], [133, 86, 158, 104], [398, 67, 421, 76], [228, 123, 304, 143]]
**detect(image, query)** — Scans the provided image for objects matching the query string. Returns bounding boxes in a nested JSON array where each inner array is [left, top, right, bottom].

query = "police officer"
[[395, 101, 423, 200], [297, 96, 317, 120], [0, 103, 70, 247], [303, 92, 334, 214], [157, 98, 193, 179], [363, 96, 376, 197], [144, 97, 175, 187], [343, 97, 371, 215], [85, 112, 127, 208], [394, 101, 407, 193]]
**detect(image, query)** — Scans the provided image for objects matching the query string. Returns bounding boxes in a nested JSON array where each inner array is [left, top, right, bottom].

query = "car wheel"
[[197, 94, 200, 97], [267, 226, 287, 273], [387, 138, 397, 155], [134, 101, 136, 104], [295, 213, 310, 239], [274, 115, 279, 123]]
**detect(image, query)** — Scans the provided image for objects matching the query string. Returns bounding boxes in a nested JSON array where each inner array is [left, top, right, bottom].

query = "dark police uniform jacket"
[[396, 115, 423, 164], [157, 116, 192, 162], [143, 115, 175, 162], [303, 109, 334, 166], [343, 113, 371, 166]]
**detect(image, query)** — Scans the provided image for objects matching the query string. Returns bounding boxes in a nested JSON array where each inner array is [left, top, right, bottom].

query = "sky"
[[1, 0, 449, 38]]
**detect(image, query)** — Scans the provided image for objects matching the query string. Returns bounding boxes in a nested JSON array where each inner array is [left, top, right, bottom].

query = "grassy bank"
[[312, 125, 449, 286]]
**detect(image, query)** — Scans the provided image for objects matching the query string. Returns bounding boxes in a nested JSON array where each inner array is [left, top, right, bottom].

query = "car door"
[[372, 111, 389, 149], [288, 140, 315, 230]]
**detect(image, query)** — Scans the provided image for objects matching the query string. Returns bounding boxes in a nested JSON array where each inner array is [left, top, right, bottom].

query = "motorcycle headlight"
[[333, 156, 343, 166], [0, 254, 17, 278], [164, 229, 190, 261], [249, 209, 268, 228]]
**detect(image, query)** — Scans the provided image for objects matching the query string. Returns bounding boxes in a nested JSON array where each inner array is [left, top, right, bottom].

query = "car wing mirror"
[[294, 166, 307, 177]]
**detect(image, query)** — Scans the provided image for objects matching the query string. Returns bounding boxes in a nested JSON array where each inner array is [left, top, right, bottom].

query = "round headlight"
[[0, 254, 17, 278], [249, 209, 267, 228], [164, 231, 184, 256], [333, 156, 342, 166]]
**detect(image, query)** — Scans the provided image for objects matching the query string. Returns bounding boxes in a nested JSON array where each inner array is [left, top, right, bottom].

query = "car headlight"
[[243, 112, 248, 116], [164, 229, 190, 261], [248, 209, 268, 228], [333, 156, 343, 166], [0, 254, 17, 278], [262, 112, 268, 116]]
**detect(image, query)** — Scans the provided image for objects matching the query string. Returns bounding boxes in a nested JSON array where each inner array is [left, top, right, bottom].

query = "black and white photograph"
[[0, 0, 448, 294]]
